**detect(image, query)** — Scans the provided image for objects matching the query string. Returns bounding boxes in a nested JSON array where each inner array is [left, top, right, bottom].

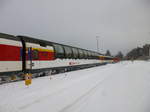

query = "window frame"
[[53, 44, 65, 59], [64, 46, 73, 59]]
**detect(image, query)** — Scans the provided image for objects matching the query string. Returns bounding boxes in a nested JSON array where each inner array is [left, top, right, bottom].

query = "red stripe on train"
[[0, 44, 55, 61], [0, 44, 21, 61], [38, 51, 55, 60], [26, 51, 55, 61]]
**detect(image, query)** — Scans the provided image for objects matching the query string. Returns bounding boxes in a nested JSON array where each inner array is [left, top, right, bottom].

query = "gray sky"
[[0, 0, 150, 55]]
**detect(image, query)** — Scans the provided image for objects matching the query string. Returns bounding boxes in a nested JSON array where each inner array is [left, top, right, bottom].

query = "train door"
[[26, 47, 33, 70]]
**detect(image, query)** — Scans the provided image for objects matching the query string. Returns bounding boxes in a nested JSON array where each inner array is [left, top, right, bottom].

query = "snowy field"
[[0, 61, 150, 112]]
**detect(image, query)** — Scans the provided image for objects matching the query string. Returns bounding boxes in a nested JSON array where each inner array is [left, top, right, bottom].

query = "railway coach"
[[0, 33, 115, 82]]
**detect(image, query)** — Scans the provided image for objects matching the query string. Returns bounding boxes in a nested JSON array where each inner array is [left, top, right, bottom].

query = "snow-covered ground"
[[0, 61, 150, 112]]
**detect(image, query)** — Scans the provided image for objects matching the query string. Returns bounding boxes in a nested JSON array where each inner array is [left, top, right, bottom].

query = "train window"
[[78, 49, 82, 58], [87, 51, 90, 59], [105, 57, 112, 60], [72, 48, 79, 59], [53, 44, 65, 58], [32, 49, 39, 60], [94, 53, 99, 59], [39, 41, 47, 47], [78, 49, 84, 59], [92, 52, 95, 56], [104, 57, 108, 60], [81, 50, 85, 58], [64, 46, 73, 58], [95, 53, 99, 56], [87, 51, 91, 59], [90, 52, 94, 59], [83, 50, 88, 59], [91, 52, 95, 59]]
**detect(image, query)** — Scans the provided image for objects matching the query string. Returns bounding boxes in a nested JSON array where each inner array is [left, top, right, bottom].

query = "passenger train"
[[0, 33, 119, 83]]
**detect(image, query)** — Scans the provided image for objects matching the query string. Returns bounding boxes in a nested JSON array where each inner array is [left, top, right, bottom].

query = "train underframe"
[[0, 62, 108, 84]]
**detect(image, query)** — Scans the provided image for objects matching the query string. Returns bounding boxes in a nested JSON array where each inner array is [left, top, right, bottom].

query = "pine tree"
[[105, 50, 111, 56], [116, 51, 123, 59]]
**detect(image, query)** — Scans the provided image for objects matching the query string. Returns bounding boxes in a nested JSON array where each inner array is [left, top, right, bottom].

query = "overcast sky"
[[0, 0, 150, 55]]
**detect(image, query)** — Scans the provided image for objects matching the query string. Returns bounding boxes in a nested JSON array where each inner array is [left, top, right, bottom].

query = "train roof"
[[0, 33, 20, 41], [0, 32, 103, 56], [17, 35, 101, 55]]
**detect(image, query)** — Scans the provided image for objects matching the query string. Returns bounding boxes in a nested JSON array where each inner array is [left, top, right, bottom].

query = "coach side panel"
[[25, 42, 55, 70], [0, 37, 23, 73]]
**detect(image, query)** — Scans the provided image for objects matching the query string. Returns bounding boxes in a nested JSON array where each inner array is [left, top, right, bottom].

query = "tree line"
[[125, 44, 150, 60], [105, 50, 123, 59], [105, 44, 150, 60]]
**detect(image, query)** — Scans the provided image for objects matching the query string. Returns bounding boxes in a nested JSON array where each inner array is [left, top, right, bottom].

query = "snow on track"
[[0, 61, 150, 112]]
